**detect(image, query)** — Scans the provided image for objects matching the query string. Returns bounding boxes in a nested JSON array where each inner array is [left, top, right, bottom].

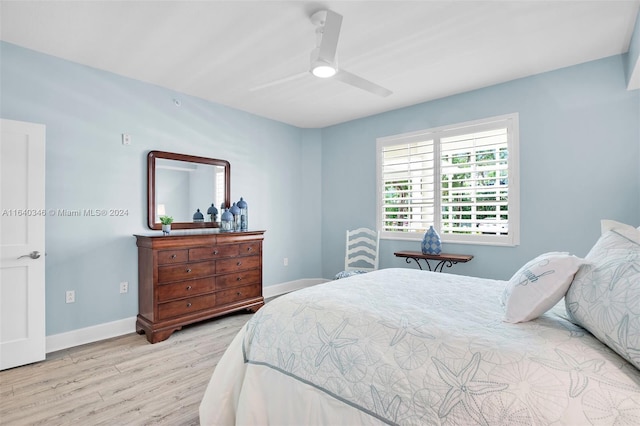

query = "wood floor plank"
[[0, 311, 252, 425]]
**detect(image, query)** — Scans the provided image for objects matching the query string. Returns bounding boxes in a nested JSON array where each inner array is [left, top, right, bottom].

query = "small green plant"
[[159, 215, 174, 225]]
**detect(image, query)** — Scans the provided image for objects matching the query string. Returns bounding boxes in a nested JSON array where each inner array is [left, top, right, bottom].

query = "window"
[[376, 113, 519, 246]]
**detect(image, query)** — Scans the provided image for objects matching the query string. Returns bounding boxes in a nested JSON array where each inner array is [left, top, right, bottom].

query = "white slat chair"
[[334, 227, 380, 279]]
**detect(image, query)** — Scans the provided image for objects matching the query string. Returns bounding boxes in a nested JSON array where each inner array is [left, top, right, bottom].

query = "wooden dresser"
[[134, 230, 265, 343]]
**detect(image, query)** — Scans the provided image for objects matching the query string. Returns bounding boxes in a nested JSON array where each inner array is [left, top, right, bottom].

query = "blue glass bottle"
[[193, 208, 204, 222], [221, 208, 233, 231], [229, 202, 241, 231], [206, 203, 218, 223], [237, 197, 248, 230]]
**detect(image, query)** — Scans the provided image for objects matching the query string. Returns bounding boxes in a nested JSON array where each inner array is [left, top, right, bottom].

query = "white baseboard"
[[46, 316, 137, 354], [263, 278, 328, 299], [46, 278, 327, 353]]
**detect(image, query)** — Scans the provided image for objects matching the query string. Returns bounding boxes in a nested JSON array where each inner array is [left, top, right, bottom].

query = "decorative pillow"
[[334, 270, 368, 280], [566, 225, 640, 370], [501, 252, 585, 323], [601, 219, 640, 244]]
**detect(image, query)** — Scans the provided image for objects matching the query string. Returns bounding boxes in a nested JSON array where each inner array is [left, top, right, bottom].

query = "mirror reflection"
[[155, 159, 226, 224], [147, 151, 230, 230]]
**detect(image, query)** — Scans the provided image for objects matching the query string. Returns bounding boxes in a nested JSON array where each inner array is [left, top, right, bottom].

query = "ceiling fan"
[[251, 9, 392, 97]]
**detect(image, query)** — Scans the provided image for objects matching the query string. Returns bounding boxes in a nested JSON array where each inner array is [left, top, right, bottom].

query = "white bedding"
[[200, 268, 640, 425]]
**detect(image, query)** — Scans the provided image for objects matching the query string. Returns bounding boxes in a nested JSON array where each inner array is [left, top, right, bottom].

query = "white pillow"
[[566, 226, 640, 370], [601, 219, 640, 244], [501, 252, 584, 323]]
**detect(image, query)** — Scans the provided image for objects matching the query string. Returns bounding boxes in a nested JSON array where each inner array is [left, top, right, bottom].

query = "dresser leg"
[[136, 316, 182, 343], [135, 318, 148, 336], [246, 301, 264, 313], [138, 326, 182, 344], [146, 328, 181, 344]]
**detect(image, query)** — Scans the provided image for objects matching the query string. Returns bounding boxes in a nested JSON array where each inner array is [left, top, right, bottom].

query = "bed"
[[200, 222, 640, 425]]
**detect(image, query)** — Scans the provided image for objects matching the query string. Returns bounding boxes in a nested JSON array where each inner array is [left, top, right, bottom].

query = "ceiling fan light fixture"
[[310, 47, 336, 78], [311, 63, 336, 78]]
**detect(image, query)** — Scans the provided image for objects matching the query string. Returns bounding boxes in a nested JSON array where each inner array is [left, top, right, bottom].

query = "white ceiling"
[[1, 1, 638, 128]]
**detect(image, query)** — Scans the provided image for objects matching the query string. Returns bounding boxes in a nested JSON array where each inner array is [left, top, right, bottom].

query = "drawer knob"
[[236, 276, 242, 281], [186, 302, 192, 308], [186, 268, 192, 273], [171, 254, 177, 259], [213, 250, 219, 255], [247, 247, 253, 252], [236, 261, 242, 266], [186, 285, 192, 290], [236, 291, 242, 296]]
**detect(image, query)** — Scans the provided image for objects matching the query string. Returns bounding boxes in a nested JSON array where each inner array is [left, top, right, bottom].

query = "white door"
[[0, 119, 46, 370]]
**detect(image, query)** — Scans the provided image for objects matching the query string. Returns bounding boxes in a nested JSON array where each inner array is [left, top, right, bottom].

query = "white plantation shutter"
[[380, 140, 435, 233], [440, 128, 509, 235], [377, 114, 519, 246]]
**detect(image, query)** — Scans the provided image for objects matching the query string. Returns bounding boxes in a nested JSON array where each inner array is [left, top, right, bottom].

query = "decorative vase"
[[207, 203, 218, 223], [162, 224, 171, 235], [193, 208, 204, 222], [229, 202, 241, 230], [221, 208, 233, 231], [421, 226, 441, 254], [237, 197, 248, 230]]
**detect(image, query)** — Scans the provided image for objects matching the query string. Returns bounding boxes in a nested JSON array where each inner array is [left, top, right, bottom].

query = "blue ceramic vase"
[[421, 226, 442, 254]]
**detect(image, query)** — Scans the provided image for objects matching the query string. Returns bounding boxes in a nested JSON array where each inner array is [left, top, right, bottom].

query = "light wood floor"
[[0, 312, 252, 425]]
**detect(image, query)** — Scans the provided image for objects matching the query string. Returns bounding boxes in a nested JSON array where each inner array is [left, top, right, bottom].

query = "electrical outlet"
[[283, 258, 288, 266], [121, 133, 131, 145], [66, 290, 75, 304], [119, 281, 128, 294]]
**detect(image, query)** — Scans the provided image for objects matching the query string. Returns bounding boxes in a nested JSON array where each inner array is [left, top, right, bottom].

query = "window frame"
[[376, 113, 520, 247]]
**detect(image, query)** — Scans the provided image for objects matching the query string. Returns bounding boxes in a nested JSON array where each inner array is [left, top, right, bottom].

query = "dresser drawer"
[[157, 249, 188, 265], [158, 261, 216, 283], [216, 269, 261, 290], [156, 277, 216, 302], [239, 242, 261, 256], [216, 255, 260, 274], [216, 284, 261, 306], [157, 293, 216, 320], [189, 244, 239, 261]]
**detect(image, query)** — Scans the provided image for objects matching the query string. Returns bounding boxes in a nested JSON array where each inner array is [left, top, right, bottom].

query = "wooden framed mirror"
[[147, 150, 230, 230]]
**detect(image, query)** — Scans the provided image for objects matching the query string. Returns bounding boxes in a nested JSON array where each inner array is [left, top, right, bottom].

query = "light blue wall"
[[0, 42, 322, 335], [321, 55, 640, 280]]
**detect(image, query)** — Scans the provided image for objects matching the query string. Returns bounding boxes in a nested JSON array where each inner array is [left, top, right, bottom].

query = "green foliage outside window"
[[441, 148, 508, 235], [384, 181, 409, 230]]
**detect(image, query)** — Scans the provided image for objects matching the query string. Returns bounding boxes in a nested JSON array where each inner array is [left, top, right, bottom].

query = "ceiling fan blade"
[[334, 69, 393, 97], [249, 71, 309, 92], [317, 10, 342, 64]]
